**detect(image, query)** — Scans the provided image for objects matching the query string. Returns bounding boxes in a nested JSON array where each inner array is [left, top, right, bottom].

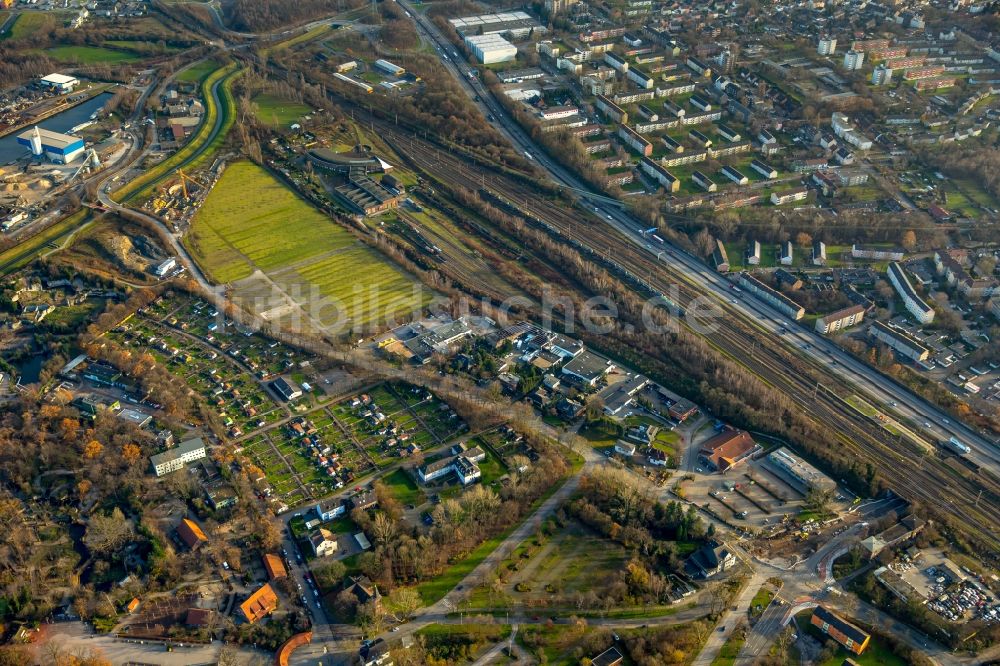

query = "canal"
[[0, 92, 112, 164]]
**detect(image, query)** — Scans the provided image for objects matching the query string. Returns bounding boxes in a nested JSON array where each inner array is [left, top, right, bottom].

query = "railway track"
[[379, 125, 1000, 555]]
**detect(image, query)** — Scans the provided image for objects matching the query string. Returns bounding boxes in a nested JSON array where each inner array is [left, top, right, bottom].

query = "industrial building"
[[738, 273, 805, 320], [448, 11, 545, 39], [374, 59, 405, 77], [39, 73, 80, 93], [17, 126, 86, 163], [150, 437, 207, 477], [767, 447, 837, 493], [815, 304, 866, 334], [887, 262, 934, 323], [465, 34, 518, 64], [869, 321, 930, 362]]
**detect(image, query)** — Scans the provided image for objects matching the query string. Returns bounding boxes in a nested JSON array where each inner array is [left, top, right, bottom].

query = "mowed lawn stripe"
[[189, 161, 432, 327]]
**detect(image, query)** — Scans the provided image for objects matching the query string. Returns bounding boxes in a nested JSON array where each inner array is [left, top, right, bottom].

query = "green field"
[[0, 209, 94, 277], [252, 94, 311, 127], [382, 468, 426, 506], [3, 12, 56, 40], [177, 59, 220, 83], [47, 45, 141, 64], [187, 161, 430, 329]]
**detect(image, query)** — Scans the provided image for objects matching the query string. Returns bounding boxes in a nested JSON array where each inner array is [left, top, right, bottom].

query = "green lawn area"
[[177, 59, 220, 83], [186, 160, 429, 328], [252, 94, 311, 127], [381, 468, 426, 506], [3, 12, 56, 40], [47, 45, 141, 64], [577, 419, 620, 448], [711, 625, 747, 666]]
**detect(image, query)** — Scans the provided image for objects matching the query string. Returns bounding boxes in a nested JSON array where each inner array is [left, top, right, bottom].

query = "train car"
[[942, 436, 971, 455]]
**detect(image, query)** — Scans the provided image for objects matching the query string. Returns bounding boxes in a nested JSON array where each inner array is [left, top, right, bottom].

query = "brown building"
[[240, 583, 279, 625], [263, 553, 288, 580], [177, 518, 208, 549], [811, 606, 870, 655], [699, 428, 759, 471]]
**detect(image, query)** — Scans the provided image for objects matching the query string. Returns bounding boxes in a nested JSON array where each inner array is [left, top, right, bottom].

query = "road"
[[397, 0, 1000, 475]]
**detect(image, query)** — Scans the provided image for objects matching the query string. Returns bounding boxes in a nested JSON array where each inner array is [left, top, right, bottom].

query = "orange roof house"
[[263, 553, 287, 580], [240, 583, 278, 624], [177, 518, 208, 549], [698, 428, 759, 471]]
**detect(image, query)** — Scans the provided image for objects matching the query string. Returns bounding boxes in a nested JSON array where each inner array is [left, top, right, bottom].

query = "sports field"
[[252, 94, 311, 127], [188, 161, 431, 331]]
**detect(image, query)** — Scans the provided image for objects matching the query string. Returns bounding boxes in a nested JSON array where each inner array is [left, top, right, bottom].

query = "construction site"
[[143, 159, 226, 230]]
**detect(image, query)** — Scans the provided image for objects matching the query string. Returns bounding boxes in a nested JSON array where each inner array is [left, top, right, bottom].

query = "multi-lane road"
[[397, 0, 1000, 475]]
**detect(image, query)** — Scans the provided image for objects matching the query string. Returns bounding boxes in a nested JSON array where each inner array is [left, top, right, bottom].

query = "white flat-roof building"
[[40, 73, 79, 93], [465, 34, 518, 64]]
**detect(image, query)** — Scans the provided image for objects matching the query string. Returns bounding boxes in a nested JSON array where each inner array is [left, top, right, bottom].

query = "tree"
[[371, 511, 397, 545], [121, 443, 141, 465], [804, 487, 834, 515], [84, 507, 133, 555], [795, 232, 813, 250], [313, 559, 347, 589], [901, 230, 917, 252], [386, 587, 421, 619], [83, 440, 103, 459]]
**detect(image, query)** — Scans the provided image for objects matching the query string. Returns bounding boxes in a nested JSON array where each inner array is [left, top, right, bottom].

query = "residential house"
[[699, 428, 759, 471], [686, 540, 737, 578], [309, 528, 338, 557], [239, 584, 279, 624]]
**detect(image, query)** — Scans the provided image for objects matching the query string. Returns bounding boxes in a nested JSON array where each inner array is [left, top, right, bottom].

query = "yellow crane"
[[176, 169, 204, 200]]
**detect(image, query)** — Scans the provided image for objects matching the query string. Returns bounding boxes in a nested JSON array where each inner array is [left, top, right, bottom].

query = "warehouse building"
[[39, 73, 80, 93], [887, 262, 934, 323], [815, 304, 866, 334], [738, 273, 805, 320], [374, 59, 405, 77], [869, 321, 930, 361], [449, 11, 544, 39], [150, 438, 207, 477], [767, 447, 837, 493], [465, 34, 518, 64], [17, 126, 85, 163]]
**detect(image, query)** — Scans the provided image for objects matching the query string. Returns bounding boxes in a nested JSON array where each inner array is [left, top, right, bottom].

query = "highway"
[[397, 0, 1000, 472]]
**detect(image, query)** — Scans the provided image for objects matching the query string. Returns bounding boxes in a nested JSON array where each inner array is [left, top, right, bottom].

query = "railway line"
[[378, 124, 1000, 555]]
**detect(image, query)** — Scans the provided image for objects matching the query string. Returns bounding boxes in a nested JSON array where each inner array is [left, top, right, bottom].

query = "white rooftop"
[[41, 73, 79, 85]]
